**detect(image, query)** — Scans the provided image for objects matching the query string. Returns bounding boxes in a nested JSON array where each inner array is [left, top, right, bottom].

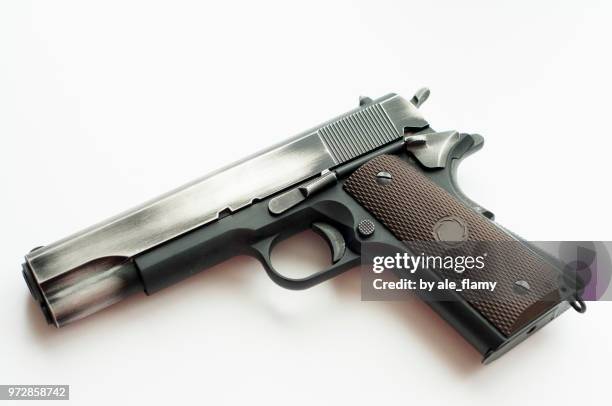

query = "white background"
[[1, 1, 610, 405]]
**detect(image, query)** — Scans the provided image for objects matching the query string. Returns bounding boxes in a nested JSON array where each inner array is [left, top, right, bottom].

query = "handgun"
[[22, 89, 585, 363]]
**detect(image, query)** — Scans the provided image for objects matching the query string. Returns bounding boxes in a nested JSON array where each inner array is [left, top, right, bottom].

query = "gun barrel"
[[23, 258, 142, 326]]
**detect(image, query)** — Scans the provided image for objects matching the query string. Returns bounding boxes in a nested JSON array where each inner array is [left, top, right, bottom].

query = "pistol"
[[22, 89, 585, 363]]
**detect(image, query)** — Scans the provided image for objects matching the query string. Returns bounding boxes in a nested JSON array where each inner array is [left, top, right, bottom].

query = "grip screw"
[[376, 171, 392, 185], [357, 219, 376, 238], [513, 280, 531, 295]]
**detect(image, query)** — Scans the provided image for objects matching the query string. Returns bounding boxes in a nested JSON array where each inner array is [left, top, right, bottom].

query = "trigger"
[[311, 222, 346, 263]]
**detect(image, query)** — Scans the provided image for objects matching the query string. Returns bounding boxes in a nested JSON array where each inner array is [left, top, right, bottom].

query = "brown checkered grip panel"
[[344, 154, 561, 336]]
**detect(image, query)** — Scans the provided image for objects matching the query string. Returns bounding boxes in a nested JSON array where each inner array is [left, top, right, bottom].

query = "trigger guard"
[[248, 223, 357, 290]]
